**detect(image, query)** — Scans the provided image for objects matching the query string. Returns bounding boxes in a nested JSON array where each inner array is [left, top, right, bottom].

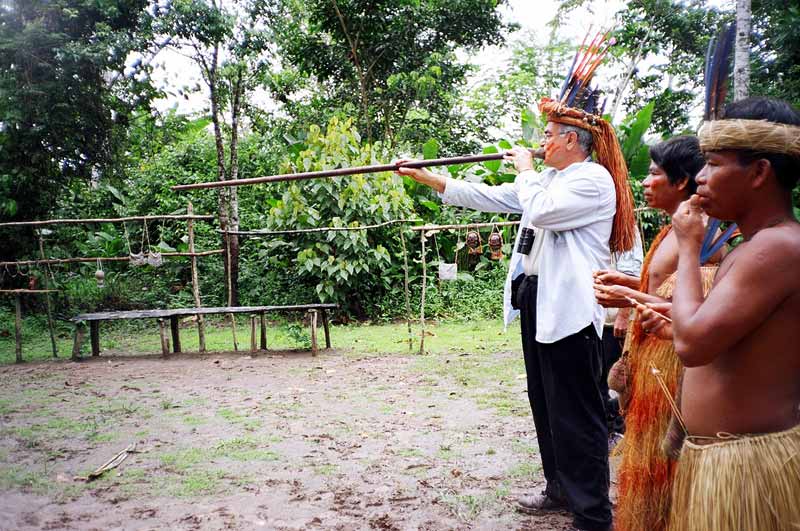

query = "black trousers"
[[601, 326, 625, 434], [517, 275, 612, 531]]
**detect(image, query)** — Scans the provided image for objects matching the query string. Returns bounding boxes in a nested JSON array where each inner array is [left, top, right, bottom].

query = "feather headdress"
[[699, 23, 738, 264], [539, 29, 636, 254]]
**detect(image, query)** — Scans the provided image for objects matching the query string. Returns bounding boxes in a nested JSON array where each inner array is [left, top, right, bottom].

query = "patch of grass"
[[440, 490, 503, 521], [436, 444, 459, 460], [182, 414, 207, 426], [475, 390, 527, 417], [313, 464, 338, 476], [216, 407, 262, 430], [160, 447, 209, 472], [172, 469, 226, 497], [88, 432, 116, 443], [0, 465, 51, 494], [214, 437, 280, 462], [508, 461, 541, 480], [0, 398, 14, 415], [396, 448, 424, 458]]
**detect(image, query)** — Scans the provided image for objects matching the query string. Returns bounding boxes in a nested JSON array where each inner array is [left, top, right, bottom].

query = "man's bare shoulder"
[[725, 222, 800, 283]]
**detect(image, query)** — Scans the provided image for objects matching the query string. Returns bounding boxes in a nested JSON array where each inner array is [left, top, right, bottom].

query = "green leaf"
[[482, 145, 501, 173], [422, 138, 439, 160], [521, 107, 538, 143], [419, 199, 440, 213]]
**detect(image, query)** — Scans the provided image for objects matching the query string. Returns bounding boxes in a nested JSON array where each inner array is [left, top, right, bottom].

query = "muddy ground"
[[0, 345, 598, 530]]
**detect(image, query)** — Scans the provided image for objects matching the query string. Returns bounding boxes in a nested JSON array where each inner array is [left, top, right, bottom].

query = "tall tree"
[[734, 0, 751, 100], [164, 0, 275, 305], [0, 0, 159, 257], [270, 0, 513, 149]]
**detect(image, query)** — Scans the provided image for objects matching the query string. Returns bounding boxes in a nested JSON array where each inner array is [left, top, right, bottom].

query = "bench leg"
[[90, 321, 100, 357], [71, 323, 86, 361], [158, 319, 170, 356], [322, 309, 331, 350], [309, 310, 318, 356], [260, 312, 267, 350], [170, 316, 181, 353], [250, 316, 257, 352]]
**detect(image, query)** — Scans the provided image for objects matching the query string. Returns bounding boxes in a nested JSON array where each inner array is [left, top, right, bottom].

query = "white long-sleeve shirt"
[[439, 160, 616, 343]]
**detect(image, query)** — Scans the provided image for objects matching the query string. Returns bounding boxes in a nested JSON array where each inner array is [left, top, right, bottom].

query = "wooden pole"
[[14, 293, 22, 363], [227, 218, 421, 237], [0, 250, 224, 267], [309, 310, 318, 356], [419, 233, 427, 355], [321, 309, 331, 350], [71, 323, 86, 361], [225, 232, 239, 351], [260, 311, 267, 350], [89, 321, 100, 356], [409, 220, 520, 231], [0, 214, 214, 228], [172, 149, 545, 191], [38, 235, 58, 358], [250, 316, 257, 352], [158, 319, 170, 356], [170, 315, 181, 353], [187, 202, 207, 352], [399, 227, 413, 352]]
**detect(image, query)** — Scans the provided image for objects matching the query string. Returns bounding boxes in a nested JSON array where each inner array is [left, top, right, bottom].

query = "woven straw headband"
[[698, 119, 800, 158]]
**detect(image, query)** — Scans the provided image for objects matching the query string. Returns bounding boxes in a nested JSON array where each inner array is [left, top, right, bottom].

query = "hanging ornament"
[[466, 230, 483, 255], [147, 250, 163, 267], [489, 230, 504, 260], [95, 259, 105, 288], [129, 252, 145, 267]]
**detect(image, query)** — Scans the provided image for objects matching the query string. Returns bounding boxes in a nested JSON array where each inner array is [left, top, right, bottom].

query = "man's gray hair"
[[560, 124, 593, 155]]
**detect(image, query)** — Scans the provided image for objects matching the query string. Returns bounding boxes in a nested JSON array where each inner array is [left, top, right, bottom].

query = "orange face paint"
[[544, 141, 561, 163]]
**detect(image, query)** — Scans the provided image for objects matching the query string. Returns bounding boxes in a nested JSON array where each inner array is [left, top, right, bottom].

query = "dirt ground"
[[0, 345, 591, 530]]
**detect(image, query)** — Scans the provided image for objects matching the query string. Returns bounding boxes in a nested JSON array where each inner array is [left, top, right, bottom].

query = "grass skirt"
[[669, 424, 800, 531], [614, 267, 717, 531]]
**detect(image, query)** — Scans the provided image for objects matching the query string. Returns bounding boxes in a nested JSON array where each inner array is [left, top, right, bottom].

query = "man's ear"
[[749, 158, 772, 189], [676, 176, 689, 191], [566, 131, 578, 151]]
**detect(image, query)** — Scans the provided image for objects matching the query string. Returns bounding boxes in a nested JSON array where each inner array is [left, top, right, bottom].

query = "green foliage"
[[0, 0, 159, 243], [271, 0, 513, 149], [264, 118, 413, 316]]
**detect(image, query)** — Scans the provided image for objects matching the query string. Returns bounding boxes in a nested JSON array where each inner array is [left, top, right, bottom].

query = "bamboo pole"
[[0, 214, 214, 228], [398, 227, 413, 352], [225, 232, 239, 351], [419, 233, 427, 355], [0, 250, 224, 267], [14, 293, 22, 363], [187, 203, 207, 353], [171, 149, 546, 191], [38, 235, 58, 358], [227, 218, 422, 236]]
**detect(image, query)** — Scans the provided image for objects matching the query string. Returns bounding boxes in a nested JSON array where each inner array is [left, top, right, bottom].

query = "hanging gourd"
[[466, 230, 483, 255], [95, 259, 105, 288], [489, 228, 504, 260]]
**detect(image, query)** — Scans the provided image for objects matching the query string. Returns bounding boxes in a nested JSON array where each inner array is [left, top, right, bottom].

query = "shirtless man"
[[594, 136, 705, 308], [593, 136, 708, 531], [665, 96, 800, 531]]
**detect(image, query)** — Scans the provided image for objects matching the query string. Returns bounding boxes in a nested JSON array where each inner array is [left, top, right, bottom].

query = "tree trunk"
[[225, 68, 244, 306], [734, 0, 751, 101], [208, 44, 240, 306]]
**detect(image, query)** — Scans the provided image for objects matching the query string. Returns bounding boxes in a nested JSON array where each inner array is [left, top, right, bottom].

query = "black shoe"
[[516, 491, 568, 515]]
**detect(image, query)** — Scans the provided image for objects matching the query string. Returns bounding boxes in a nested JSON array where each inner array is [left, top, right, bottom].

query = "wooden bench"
[[71, 304, 338, 360]]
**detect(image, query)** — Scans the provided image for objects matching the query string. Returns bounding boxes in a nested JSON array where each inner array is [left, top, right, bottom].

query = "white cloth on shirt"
[[440, 160, 616, 344]]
